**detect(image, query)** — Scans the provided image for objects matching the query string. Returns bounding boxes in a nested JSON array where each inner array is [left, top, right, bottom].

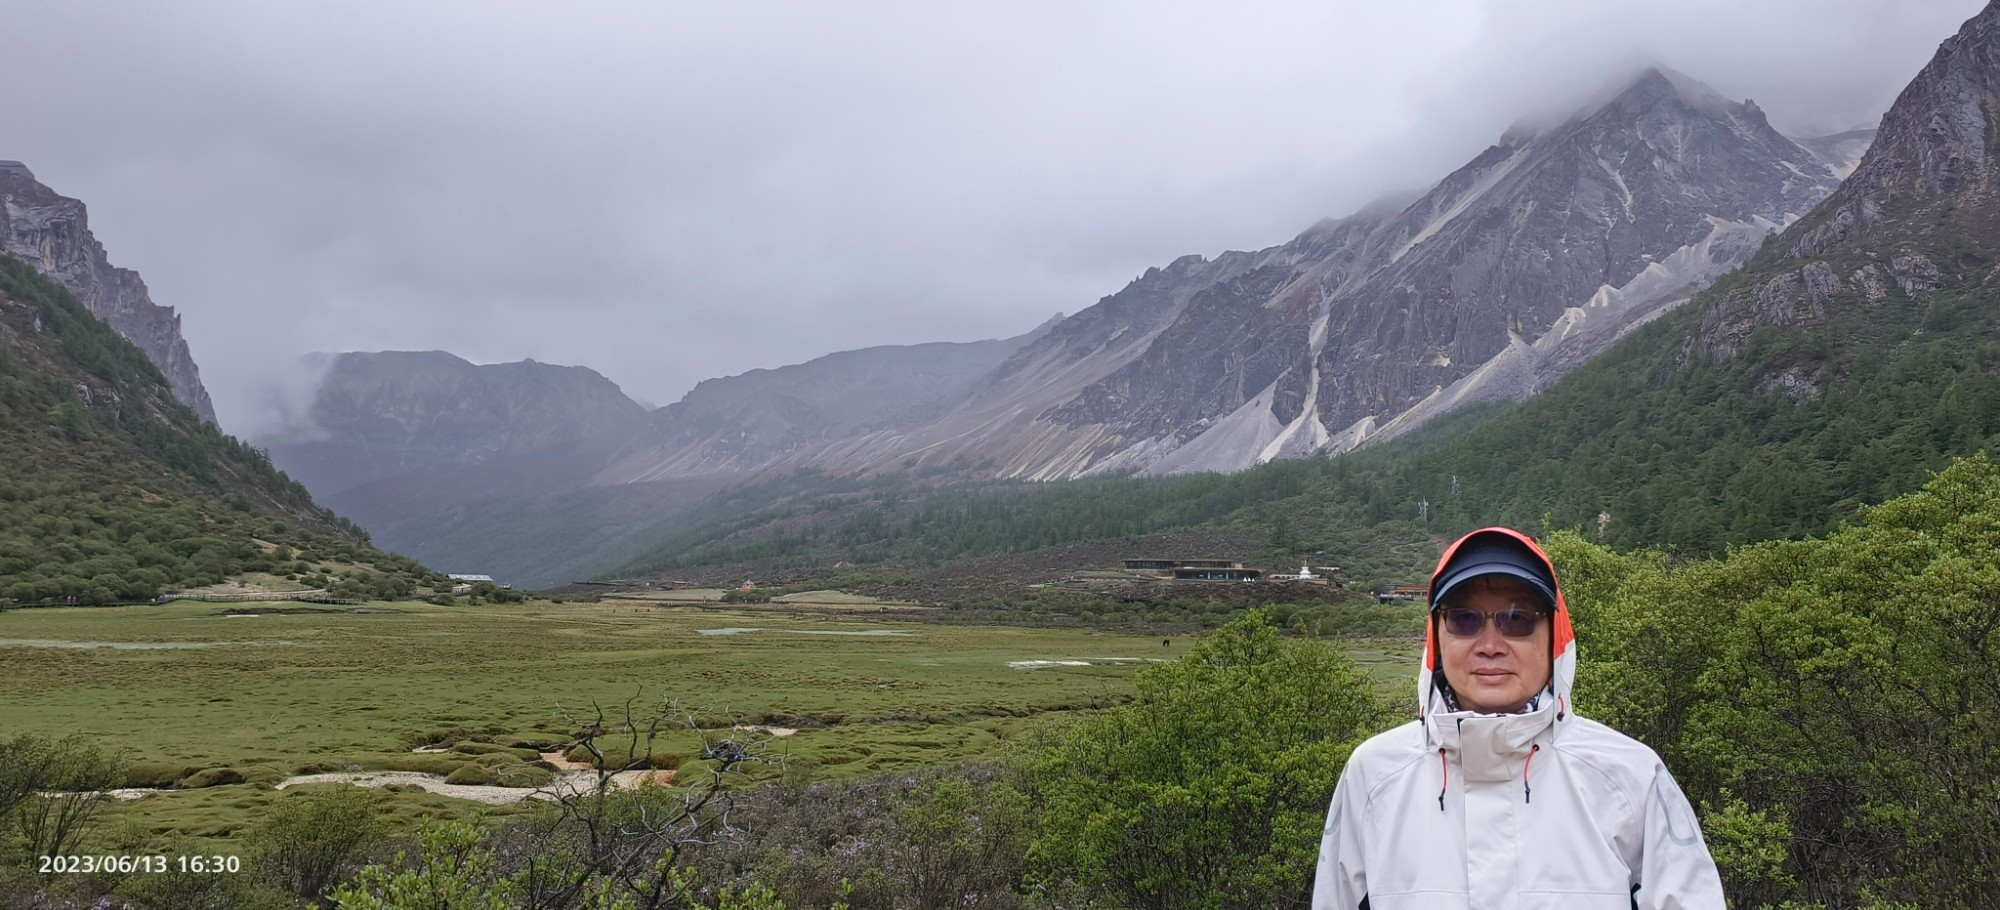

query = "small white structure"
[[1271, 565, 1331, 584], [447, 573, 509, 590]]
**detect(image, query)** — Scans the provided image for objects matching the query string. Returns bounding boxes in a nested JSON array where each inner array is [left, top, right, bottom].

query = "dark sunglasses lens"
[[1439, 608, 1544, 637], [1442, 609, 1484, 636], [1494, 610, 1541, 637]]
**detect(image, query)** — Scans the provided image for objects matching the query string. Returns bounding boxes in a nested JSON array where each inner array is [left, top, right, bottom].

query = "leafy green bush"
[[116, 836, 291, 910], [1027, 611, 1390, 908], [252, 788, 382, 903], [1549, 455, 2000, 909], [696, 766, 1027, 909], [0, 733, 123, 858]]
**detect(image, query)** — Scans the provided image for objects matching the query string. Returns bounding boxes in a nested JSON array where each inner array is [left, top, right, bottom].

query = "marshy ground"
[[1, 597, 1418, 845]]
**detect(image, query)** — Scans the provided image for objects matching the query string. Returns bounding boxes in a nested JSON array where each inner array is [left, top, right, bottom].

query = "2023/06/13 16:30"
[[39, 854, 241, 874]]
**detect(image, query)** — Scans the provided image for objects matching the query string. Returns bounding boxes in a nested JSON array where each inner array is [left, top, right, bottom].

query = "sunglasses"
[[1436, 606, 1546, 638]]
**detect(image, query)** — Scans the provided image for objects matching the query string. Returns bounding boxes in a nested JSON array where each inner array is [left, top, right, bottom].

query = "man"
[[1313, 527, 1724, 909]]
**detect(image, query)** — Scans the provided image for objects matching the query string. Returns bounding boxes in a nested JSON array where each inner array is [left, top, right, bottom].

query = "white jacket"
[[1312, 529, 1725, 910]]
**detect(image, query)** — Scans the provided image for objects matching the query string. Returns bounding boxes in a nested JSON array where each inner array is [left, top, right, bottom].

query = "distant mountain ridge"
[[0, 161, 217, 424], [258, 350, 648, 502], [260, 332, 1053, 585], [600, 67, 1867, 484], [598, 319, 1059, 484]]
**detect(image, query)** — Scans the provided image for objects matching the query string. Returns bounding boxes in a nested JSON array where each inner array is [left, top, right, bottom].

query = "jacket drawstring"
[[1437, 748, 1448, 811], [1523, 743, 1540, 804]]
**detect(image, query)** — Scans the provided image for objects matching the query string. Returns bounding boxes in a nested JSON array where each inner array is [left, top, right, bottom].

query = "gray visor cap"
[[1430, 537, 1557, 612]]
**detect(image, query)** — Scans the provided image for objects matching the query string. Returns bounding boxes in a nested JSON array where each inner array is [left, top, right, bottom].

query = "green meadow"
[[0, 598, 1420, 845]]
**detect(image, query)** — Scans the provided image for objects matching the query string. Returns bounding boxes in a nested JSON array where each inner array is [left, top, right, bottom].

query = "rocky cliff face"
[[0, 161, 217, 424], [1688, 1, 2000, 368], [259, 351, 648, 500], [719, 67, 1857, 481], [1051, 68, 1847, 473]]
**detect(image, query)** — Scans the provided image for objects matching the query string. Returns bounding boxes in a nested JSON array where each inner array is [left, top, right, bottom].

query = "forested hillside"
[[0, 256, 438, 604]]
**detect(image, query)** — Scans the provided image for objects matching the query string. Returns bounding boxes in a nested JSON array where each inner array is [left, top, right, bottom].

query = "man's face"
[[1437, 576, 1552, 714]]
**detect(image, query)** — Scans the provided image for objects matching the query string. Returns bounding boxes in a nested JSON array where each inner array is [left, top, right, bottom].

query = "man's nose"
[[1473, 625, 1510, 655]]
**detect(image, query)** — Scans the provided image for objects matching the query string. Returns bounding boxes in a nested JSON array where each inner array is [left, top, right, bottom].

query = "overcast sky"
[[4, 0, 1982, 435]]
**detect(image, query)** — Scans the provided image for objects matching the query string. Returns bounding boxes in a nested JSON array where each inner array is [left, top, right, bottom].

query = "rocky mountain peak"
[[1693, 0, 2000, 364], [0, 163, 217, 424], [1796, 0, 2000, 249], [1081, 65, 1846, 471], [1614, 66, 1719, 108]]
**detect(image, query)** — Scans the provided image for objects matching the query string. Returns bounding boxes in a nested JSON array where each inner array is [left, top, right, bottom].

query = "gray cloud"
[[2, 0, 1980, 435]]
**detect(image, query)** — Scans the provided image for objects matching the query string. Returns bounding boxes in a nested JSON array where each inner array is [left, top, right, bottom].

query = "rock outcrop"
[[0, 161, 217, 423], [1688, 0, 2000, 366]]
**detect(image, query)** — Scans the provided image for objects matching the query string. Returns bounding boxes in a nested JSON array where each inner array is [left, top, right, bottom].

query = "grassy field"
[[0, 598, 1418, 846]]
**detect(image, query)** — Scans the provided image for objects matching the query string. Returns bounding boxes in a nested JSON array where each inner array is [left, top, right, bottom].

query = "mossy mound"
[[490, 765, 553, 788], [443, 765, 498, 786], [177, 767, 245, 789], [451, 742, 540, 761], [125, 762, 195, 788]]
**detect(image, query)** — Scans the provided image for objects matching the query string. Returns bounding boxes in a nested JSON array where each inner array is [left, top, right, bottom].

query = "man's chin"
[[1461, 681, 1524, 712]]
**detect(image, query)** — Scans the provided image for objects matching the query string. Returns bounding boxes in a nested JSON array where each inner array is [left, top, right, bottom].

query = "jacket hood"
[[1418, 528, 1576, 729]]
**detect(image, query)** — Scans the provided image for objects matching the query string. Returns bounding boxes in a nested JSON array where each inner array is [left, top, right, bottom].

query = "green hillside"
[[0, 255, 438, 604], [1334, 273, 2000, 550]]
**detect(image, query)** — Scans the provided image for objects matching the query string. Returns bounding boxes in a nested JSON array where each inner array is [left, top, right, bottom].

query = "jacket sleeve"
[[1632, 764, 1726, 910], [1311, 762, 1369, 910]]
